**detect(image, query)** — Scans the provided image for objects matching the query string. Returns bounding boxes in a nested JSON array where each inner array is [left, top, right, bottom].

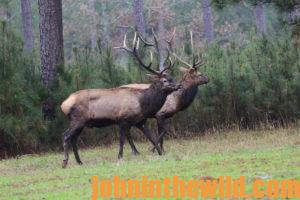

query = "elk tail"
[[61, 95, 76, 115]]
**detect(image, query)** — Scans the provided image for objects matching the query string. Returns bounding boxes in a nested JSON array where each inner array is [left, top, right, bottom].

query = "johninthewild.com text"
[[91, 176, 300, 199]]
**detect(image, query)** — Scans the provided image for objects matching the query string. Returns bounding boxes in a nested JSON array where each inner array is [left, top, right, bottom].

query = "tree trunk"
[[288, 5, 300, 24], [21, 0, 34, 52], [133, 0, 146, 38], [65, 32, 74, 63], [157, 2, 168, 72], [91, 28, 97, 49], [202, 0, 214, 44], [38, 0, 64, 120], [0, 2, 10, 20], [88, 0, 98, 49], [254, 0, 267, 34], [101, 2, 110, 48]]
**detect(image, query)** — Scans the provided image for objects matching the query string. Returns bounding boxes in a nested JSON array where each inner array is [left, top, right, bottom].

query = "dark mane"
[[140, 82, 169, 117], [178, 85, 198, 111]]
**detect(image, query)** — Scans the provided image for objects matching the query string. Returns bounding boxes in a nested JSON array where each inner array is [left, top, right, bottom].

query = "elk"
[[121, 31, 209, 152], [60, 32, 180, 168]]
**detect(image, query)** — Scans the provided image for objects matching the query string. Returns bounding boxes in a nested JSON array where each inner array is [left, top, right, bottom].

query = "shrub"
[[0, 23, 299, 157]]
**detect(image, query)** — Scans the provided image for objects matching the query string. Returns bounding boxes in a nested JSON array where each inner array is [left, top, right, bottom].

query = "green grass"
[[0, 126, 300, 199]]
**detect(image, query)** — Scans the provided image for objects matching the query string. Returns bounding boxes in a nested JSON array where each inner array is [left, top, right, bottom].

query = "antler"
[[162, 48, 175, 74], [115, 30, 176, 75], [164, 28, 176, 51], [138, 28, 175, 74], [171, 31, 205, 69], [114, 32, 162, 75], [151, 28, 177, 73]]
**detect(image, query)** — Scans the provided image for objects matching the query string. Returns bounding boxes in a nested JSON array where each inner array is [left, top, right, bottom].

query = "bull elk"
[[121, 31, 209, 152], [60, 32, 180, 168]]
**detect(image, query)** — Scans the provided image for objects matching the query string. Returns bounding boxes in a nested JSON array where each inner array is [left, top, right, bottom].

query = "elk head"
[[178, 67, 209, 86], [171, 31, 209, 87], [115, 31, 180, 94]]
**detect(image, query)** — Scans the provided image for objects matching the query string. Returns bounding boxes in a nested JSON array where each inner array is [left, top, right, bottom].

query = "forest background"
[[0, 0, 299, 158]]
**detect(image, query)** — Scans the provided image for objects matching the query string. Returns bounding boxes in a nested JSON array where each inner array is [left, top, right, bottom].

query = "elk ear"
[[146, 74, 160, 82], [179, 67, 189, 73]]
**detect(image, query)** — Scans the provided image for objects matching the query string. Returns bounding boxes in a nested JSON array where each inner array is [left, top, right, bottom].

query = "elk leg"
[[71, 127, 84, 165], [126, 133, 140, 155], [118, 124, 130, 159], [136, 123, 162, 155], [157, 117, 167, 153], [62, 128, 71, 168], [160, 137, 165, 153], [62, 124, 84, 168], [151, 117, 167, 153]]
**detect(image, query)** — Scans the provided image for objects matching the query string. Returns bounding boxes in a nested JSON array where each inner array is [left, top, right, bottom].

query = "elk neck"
[[177, 83, 199, 111], [139, 83, 170, 117]]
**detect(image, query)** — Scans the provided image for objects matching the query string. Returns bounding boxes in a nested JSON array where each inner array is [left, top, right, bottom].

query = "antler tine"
[[169, 56, 176, 69], [132, 32, 137, 48], [190, 30, 196, 67], [115, 32, 161, 75], [150, 50, 153, 63], [137, 33, 154, 47], [164, 28, 176, 48], [161, 49, 170, 74], [190, 30, 204, 68], [190, 30, 206, 69], [166, 55, 176, 72], [133, 51, 161, 75], [194, 59, 205, 68], [131, 47, 160, 75], [151, 28, 177, 74], [124, 34, 128, 50], [114, 33, 133, 53], [132, 32, 141, 51], [172, 52, 192, 68], [193, 53, 206, 68], [190, 31, 194, 55], [132, 26, 154, 47], [161, 48, 176, 74], [151, 28, 160, 53], [170, 30, 206, 69]]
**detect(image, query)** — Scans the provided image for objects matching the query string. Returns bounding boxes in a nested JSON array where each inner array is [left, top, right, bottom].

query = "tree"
[[38, 0, 64, 120], [0, 0, 11, 20], [273, 0, 299, 24], [202, 0, 215, 43], [88, 0, 98, 49], [133, 0, 146, 37], [100, 0, 110, 47], [21, 0, 34, 52], [152, 0, 169, 72], [254, 0, 267, 34]]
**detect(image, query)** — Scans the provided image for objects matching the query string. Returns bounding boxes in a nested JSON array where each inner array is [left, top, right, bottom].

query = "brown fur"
[[121, 67, 209, 152], [61, 74, 180, 168], [62, 88, 144, 122], [122, 67, 209, 118], [120, 83, 150, 90]]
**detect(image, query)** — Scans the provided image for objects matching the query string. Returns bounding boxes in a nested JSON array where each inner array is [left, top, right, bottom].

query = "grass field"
[[0, 126, 300, 199]]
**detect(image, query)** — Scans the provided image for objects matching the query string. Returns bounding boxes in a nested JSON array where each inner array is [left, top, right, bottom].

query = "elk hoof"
[[156, 147, 162, 155], [133, 151, 140, 156], [62, 160, 68, 168], [77, 161, 83, 165], [150, 147, 156, 153]]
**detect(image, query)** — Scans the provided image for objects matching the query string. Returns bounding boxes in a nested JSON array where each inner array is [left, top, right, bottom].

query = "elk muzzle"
[[198, 74, 209, 85], [167, 82, 182, 92]]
